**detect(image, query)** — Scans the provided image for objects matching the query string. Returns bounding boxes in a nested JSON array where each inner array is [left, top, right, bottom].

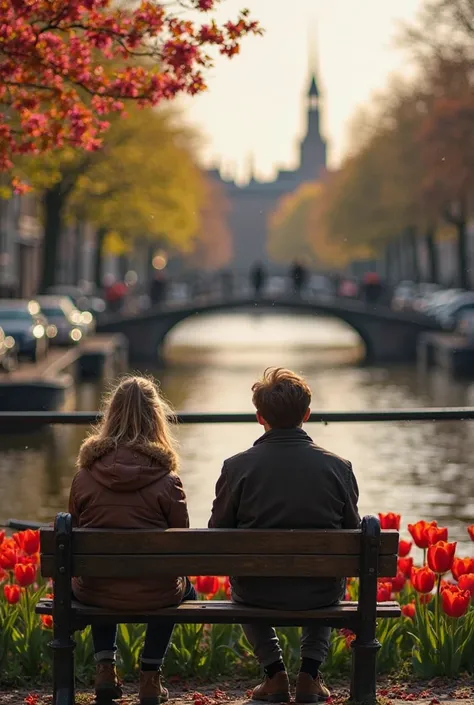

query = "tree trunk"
[[425, 227, 438, 284], [456, 218, 469, 289], [94, 226, 107, 290], [405, 228, 420, 283], [395, 235, 406, 281], [118, 254, 128, 280], [73, 221, 82, 286], [383, 244, 392, 283], [40, 185, 64, 292]]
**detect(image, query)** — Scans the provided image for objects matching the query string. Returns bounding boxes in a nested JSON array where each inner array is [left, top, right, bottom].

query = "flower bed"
[[0, 518, 472, 685]]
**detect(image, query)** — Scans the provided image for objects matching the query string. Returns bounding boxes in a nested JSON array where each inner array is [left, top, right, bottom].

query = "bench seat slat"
[[39, 528, 399, 556], [40, 553, 397, 579], [35, 598, 401, 625]]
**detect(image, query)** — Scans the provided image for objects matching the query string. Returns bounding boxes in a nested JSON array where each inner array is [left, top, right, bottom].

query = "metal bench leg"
[[51, 513, 75, 705], [350, 637, 380, 704], [350, 515, 382, 704], [51, 635, 75, 705]]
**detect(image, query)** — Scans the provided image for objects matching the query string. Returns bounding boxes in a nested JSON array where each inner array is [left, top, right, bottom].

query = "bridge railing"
[[2, 408, 474, 427]]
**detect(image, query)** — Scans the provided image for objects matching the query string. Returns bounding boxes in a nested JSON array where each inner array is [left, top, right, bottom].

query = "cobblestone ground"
[[1, 677, 472, 705]]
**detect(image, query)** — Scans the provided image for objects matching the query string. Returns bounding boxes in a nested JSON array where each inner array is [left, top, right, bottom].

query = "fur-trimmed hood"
[[76, 436, 178, 493]]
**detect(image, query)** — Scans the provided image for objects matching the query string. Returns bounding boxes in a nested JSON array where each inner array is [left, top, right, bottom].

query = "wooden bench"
[[36, 513, 400, 705]]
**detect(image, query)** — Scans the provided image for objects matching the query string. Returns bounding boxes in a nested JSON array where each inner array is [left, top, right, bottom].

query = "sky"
[[179, 0, 423, 183]]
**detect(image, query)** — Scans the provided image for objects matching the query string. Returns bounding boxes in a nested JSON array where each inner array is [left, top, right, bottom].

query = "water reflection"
[[0, 313, 472, 554]]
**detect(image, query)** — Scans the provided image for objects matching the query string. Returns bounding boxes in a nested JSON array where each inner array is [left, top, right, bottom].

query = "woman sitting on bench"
[[69, 375, 195, 704]]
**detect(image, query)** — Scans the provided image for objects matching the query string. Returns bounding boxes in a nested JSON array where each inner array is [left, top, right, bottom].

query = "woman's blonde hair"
[[94, 375, 177, 455]]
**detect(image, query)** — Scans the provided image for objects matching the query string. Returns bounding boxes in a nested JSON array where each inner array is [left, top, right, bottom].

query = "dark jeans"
[[92, 579, 196, 667]]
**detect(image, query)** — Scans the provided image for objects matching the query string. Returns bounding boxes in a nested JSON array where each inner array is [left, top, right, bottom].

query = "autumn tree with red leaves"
[[0, 0, 260, 173], [1, 0, 260, 288]]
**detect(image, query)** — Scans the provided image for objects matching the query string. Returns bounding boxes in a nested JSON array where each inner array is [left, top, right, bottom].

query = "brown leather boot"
[[251, 671, 290, 702], [94, 662, 123, 702], [295, 672, 330, 702], [139, 670, 169, 705]]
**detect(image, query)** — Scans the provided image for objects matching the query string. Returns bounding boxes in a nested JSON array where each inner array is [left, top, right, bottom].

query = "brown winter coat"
[[209, 428, 360, 610], [69, 437, 189, 611]]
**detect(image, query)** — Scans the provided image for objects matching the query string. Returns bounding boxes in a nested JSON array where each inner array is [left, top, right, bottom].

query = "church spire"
[[308, 74, 319, 98], [299, 24, 326, 180], [307, 25, 320, 105]]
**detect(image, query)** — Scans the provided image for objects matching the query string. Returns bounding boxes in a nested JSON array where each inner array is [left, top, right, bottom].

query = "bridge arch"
[[98, 296, 440, 365], [160, 302, 371, 361]]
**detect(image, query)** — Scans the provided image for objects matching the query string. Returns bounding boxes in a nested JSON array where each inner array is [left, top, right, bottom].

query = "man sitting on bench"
[[209, 367, 360, 703]]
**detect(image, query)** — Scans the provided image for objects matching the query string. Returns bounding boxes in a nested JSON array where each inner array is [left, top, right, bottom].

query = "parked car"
[[0, 326, 17, 372], [437, 293, 474, 329], [391, 281, 417, 311], [45, 286, 105, 316], [456, 309, 474, 343], [0, 300, 49, 362], [423, 288, 465, 318], [35, 296, 84, 345], [308, 274, 334, 299], [411, 284, 442, 314]]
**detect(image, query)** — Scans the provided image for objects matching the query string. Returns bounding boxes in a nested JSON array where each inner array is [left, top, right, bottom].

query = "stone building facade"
[[207, 72, 327, 271]]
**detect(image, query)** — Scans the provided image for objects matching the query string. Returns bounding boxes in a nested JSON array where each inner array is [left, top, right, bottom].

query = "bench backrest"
[[40, 515, 398, 580]]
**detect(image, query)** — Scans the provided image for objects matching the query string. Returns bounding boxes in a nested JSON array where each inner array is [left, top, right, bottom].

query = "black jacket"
[[209, 427, 360, 609]]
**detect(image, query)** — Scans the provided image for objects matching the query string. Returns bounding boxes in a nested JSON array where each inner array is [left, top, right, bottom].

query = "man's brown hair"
[[251, 367, 311, 429]]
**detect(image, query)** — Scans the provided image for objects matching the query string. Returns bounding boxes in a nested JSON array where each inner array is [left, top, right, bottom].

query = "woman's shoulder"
[[76, 434, 115, 470]]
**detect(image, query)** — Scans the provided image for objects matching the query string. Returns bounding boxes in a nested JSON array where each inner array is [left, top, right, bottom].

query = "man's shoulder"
[[223, 445, 259, 471], [310, 443, 352, 471]]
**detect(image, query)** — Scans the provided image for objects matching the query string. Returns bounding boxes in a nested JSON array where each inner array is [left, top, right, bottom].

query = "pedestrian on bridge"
[[250, 262, 266, 298], [290, 260, 308, 297]]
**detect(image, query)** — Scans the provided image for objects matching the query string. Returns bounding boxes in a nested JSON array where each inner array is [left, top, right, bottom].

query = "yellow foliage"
[[267, 179, 371, 269], [185, 177, 233, 270], [267, 182, 322, 265], [16, 106, 205, 253], [103, 230, 131, 256]]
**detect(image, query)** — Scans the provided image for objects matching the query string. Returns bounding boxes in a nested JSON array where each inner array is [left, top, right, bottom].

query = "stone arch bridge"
[[97, 296, 441, 364]]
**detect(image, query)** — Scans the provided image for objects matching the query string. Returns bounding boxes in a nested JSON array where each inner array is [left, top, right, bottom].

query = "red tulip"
[[398, 540, 412, 557], [408, 521, 438, 549], [419, 592, 433, 604], [391, 572, 406, 593], [40, 615, 53, 629], [220, 576, 231, 598], [398, 557, 414, 578], [17, 530, 40, 556], [401, 602, 416, 619], [378, 513, 401, 530], [427, 541, 457, 575], [451, 557, 474, 581], [0, 548, 17, 570], [468, 525, 474, 541], [441, 585, 471, 618], [411, 566, 436, 594], [457, 573, 474, 598], [0, 531, 5, 548], [14, 563, 37, 587], [425, 525, 448, 546], [377, 582, 392, 602], [339, 628, 355, 649], [195, 576, 219, 596], [4, 584, 21, 604]]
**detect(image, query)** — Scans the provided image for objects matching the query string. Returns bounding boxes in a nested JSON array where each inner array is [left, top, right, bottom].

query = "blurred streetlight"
[[152, 252, 168, 270]]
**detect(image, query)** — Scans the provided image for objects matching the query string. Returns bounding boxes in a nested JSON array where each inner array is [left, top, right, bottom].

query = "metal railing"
[[2, 408, 474, 426], [3, 407, 474, 531]]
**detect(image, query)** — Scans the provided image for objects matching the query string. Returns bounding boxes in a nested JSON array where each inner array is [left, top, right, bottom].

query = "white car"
[[36, 296, 85, 345]]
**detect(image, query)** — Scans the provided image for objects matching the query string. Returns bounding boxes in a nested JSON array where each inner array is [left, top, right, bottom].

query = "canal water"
[[1, 312, 473, 554]]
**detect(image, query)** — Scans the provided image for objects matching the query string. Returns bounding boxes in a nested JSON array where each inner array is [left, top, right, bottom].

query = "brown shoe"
[[95, 662, 123, 702], [295, 672, 330, 702], [139, 670, 169, 705], [251, 671, 290, 702]]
